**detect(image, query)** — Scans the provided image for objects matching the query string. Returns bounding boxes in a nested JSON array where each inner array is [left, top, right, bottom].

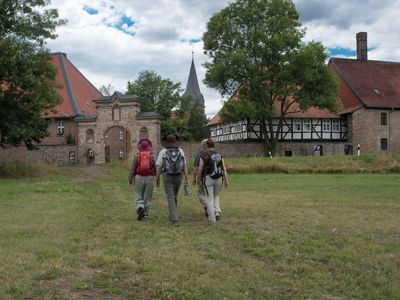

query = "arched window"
[[86, 129, 94, 144], [112, 104, 120, 121], [139, 127, 148, 139]]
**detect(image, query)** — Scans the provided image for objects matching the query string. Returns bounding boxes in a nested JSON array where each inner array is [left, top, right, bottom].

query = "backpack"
[[163, 147, 184, 175], [136, 151, 153, 176], [204, 151, 224, 179]]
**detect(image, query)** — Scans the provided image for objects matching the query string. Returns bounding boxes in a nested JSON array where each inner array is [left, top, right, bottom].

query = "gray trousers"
[[135, 175, 154, 216], [204, 175, 222, 222], [162, 173, 183, 222]]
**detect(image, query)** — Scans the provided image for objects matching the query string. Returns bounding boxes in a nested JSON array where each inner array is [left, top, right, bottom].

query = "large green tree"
[[203, 0, 338, 155], [126, 70, 182, 119], [0, 0, 66, 149]]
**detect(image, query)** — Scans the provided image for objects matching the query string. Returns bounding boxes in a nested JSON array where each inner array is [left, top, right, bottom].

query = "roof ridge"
[[57, 53, 81, 115]]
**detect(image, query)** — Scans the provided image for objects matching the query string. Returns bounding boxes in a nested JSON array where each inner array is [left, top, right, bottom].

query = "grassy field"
[[0, 158, 400, 299]]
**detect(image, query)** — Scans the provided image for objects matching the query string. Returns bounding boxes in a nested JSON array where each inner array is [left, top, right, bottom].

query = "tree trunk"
[[260, 118, 279, 157]]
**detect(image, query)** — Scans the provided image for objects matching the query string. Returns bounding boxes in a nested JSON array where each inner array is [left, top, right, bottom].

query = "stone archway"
[[103, 126, 131, 162]]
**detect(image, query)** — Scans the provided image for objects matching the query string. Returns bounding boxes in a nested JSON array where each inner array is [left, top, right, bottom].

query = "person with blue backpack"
[[155, 134, 189, 226], [196, 139, 229, 223]]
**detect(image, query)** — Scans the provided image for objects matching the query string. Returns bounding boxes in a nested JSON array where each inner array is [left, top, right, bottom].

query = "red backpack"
[[136, 151, 153, 176]]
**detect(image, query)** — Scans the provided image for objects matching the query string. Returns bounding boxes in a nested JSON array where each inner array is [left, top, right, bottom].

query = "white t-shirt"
[[156, 147, 186, 167]]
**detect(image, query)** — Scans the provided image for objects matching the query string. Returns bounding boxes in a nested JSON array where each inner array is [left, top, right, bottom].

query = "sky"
[[46, 0, 400, 118]]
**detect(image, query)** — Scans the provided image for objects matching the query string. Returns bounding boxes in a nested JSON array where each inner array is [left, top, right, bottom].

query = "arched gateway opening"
[[104, 126, 131, 162]]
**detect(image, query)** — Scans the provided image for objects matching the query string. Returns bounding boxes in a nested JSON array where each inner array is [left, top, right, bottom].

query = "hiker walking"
[[193, 139, 209, 218], [155, 134, 189, 226], [196, 139, 229, 222], [128, 138, 156, 221]]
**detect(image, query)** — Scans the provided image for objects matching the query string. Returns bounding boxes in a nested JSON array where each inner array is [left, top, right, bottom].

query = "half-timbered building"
[[207, 32, 400, 156]]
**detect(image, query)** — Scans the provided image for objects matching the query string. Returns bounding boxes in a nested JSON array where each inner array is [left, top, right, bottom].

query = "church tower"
[[182, 53, 205, 108]]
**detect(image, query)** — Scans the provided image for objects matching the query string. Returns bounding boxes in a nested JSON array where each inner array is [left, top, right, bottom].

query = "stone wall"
[[351, 108, 400, 154], [179, 140, 346, 159], [0, 145, 77, 165]]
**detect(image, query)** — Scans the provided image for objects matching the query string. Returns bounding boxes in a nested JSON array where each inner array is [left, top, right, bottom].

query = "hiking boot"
[[137, 207, 145, 221], [172, 220, 180, 227], [216, 215, 221, 221]]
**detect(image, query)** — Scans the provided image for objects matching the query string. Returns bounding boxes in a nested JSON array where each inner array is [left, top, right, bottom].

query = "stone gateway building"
[[76, 92, 161, 165], [0, 53, 161, 165]]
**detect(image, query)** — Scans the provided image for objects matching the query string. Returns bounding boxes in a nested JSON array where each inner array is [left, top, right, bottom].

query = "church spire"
[[183, 54, 205, 107]]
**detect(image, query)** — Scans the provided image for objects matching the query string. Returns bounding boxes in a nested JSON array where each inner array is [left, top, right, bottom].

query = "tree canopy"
[[0, 0, 66, 150], [126, 70, 209, 141], [126, 70, 182, 119], [203, 0, 338, 155]]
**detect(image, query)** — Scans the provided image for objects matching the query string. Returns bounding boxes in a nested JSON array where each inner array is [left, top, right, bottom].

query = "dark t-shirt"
[[194, 150, 206, 167]]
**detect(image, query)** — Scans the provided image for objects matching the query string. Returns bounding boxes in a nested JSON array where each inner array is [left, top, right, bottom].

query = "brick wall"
[[41, 119, 77, 145], [0, 145, 77, 165]]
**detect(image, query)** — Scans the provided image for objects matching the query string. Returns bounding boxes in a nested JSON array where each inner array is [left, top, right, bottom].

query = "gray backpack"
[[163, 148, 184, 175]]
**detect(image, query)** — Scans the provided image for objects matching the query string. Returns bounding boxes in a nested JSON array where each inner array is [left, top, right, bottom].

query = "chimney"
[[356, 32, 367, 61]]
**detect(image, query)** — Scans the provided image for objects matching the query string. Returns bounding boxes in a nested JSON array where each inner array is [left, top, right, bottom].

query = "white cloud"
[[47, 0, 400, 117]]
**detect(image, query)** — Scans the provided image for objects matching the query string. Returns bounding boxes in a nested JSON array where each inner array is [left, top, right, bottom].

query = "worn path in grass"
[[0, 164, 399, 299]]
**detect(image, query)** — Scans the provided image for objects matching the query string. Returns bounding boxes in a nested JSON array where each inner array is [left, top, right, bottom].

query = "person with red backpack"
[[128, 138, 156, 221]]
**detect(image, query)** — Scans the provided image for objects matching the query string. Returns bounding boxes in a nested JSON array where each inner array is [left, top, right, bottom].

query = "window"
[[293, 119, 301, 131], [223, 125, 231, 134], [119, 128, 124, 140], [86, 129, 94, 144], [322, 120, 331, 131], [303, 119, 311, 132], [57, 121, 64, 136], [381, 138, 388, 150], [332, 119, 340, 132], [284, 150, 292, 157], [381, 112, 387, 126]]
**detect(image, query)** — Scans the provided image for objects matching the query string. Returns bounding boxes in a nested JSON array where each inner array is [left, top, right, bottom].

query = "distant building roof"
[[206, 99, 338, 126], [182, 56, 205, 107], [46, 53, 102, 118], [330, 57, 400, 109], [94, 91, 142, 103]]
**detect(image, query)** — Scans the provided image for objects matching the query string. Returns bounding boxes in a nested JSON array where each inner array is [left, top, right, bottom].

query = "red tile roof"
[[330, 57, 400, 109], [45, 53, 102, 118], [207, 99, 338, 126]]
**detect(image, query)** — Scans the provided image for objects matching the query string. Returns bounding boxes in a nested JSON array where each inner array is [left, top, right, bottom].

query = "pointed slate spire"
[[183, 53, 205, 107]]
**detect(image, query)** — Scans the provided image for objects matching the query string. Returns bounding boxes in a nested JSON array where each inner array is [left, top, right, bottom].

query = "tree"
[[187, 103, 209, 141], [177, 94, 209, 141], [160, 119, 191, 141], [98, 84, 115, 96], [203, 0, 338, 155], [0, 0, 66, 150], [126, 70, 182, 118]]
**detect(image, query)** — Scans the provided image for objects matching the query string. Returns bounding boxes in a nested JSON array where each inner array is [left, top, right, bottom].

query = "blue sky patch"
[[181, 38, 202, 44], [189, 38, 202, 44], [111, 14, 136, 36], [83, 6, 98, 15], [328, 47, 356, 57]]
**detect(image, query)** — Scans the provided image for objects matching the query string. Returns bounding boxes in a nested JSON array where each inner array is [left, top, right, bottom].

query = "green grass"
[[0, 159, 400, 299]]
